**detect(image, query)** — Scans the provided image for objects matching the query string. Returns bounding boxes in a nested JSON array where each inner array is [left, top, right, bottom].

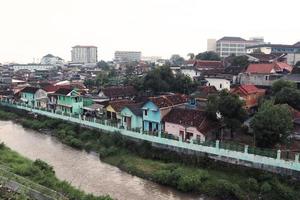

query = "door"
[[180, 131, 184, 141], [127, 117, 131, 129], [149, 122, 152, 132]]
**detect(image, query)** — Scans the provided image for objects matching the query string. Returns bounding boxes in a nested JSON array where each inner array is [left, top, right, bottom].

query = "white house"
[[205, 77, 230, 91]]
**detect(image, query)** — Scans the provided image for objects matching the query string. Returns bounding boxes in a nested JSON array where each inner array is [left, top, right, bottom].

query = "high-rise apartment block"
[[71, 45, 98, 64], [207, 39, 216, 51]]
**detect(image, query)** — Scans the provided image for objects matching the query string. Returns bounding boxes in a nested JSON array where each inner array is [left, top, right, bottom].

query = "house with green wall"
[[20, 87, 48, 108], [53, 88, 83, 114]]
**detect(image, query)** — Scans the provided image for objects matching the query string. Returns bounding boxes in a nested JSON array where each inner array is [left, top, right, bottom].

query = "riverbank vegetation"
[[0, 106, 300, 200], [0, 135, 111, 199]]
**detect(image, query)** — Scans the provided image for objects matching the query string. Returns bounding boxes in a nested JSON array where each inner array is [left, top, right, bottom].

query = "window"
[[144, 110, 148, 116], [265, 76, 269, 81]]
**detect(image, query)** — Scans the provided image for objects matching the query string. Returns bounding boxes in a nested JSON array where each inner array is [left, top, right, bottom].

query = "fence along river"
[[1, 101, 300, 176], [0, 120, 209, 200]]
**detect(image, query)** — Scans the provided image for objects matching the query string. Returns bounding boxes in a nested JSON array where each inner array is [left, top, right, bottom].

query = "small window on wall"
[[265, 76, 269, 81], [144, 110, 148, 116]]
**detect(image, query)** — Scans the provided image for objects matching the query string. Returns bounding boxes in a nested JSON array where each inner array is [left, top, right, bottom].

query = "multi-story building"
[[71, 45, 98, 64], [41, 54, 65, 67], [215, 36, 264, 58], [11, 64, 55, 72], [246, 42, 300, 65], [207, 39, 216, 51], [114, 51, 141, 63]]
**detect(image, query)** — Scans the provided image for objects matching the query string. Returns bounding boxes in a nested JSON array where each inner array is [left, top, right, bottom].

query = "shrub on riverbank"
[[1, 106, 300, 200], [0, 144, 112, 200]]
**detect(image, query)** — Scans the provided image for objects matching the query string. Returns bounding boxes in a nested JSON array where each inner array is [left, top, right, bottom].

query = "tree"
[[206, 91, 247, 138], [218, 91, 247, 138], [231, 55, 249, 68], [205, 94, 220, 121], [170, 54, 185, 66], [97, 60, 109, 70], [172, 73, 197, 94], [250, 101, 293, 148], [143, 66, 172, 93], [274, 87, 300, 110], [195, 51, 220, 61], [95, 72, 109, 87], [272, 79, 296, 94], [187, 53, 195, 60], [84, 79, 95, 88]]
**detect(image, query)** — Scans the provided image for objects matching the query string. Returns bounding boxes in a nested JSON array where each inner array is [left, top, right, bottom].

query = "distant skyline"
[[0, 0, 299, 63]]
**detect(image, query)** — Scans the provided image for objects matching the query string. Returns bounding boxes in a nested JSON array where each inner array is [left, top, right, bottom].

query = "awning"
[[57, 104, 72, 108], [20, 98, 28, 102]]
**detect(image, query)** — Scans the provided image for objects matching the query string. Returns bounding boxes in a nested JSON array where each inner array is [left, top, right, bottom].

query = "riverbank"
[[0, 106, 299, 200], [0, 141, 111, 200], [0, 185, 33, 200]]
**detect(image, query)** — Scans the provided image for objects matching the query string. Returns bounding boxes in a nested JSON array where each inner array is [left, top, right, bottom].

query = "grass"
[[0, 144, 112, 200], [1, 106, 300, 200]]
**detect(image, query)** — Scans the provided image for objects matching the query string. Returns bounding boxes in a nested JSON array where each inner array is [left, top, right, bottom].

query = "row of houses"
[[1, 82, 270, 142], [0, 85, 220, 142]]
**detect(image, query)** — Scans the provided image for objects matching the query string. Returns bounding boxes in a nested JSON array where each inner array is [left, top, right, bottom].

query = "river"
[[0, 120, 207, 200]]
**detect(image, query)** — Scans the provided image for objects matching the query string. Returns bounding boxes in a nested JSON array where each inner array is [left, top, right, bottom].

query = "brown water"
[[0, 120, 208, 200]]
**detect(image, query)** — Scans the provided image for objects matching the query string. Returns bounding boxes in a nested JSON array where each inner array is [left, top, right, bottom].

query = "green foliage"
[[274, 87, 300, 110], [99, 146, 118, 158], [0, 145, 111, 200], [170, 54, 185, 66], [244, 178, 259, 192], [143, 66, 197, 94], [195, 51, 220, 61], [203, 179, 245, 200], [206, 90, 247, 137], [272, 79, 297, 94], [96, 60, 109, 70], [231, 55, 249, 68], [1, 106, 300, 200], [251, 101, 293, 148]]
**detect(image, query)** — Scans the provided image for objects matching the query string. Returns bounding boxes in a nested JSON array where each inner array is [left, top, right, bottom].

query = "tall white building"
[[207, 39, 216, 51], [114, 51, 141, 63], [71, 45, 98, 64], [215, 36, 264, 58]]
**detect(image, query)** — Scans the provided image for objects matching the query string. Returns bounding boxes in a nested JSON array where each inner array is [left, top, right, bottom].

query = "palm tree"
[[187, 53, 195, 60]]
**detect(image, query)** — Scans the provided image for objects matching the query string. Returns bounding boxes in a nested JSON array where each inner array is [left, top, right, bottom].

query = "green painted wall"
[[56, 92, 83, 114], [21, 92, 35, 107]]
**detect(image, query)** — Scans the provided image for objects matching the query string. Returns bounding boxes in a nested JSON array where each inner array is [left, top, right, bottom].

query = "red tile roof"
[[231, 85, 266, 95], [109, 99, 135, 112], [163, 108, 216, 134], [246, 62, 292, 74], [275, 62, 293, 72], [149, 94, 188, 108], [43, 85, 72, 93], [100, 86, 137, 99]]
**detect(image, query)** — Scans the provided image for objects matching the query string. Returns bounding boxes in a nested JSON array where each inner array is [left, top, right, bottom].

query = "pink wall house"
[[163, 108, 215, 142]]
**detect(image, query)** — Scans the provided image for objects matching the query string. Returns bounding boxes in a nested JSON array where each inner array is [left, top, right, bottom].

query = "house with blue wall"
[[142, 94, 188, 133], [120, 103, 143, 130]]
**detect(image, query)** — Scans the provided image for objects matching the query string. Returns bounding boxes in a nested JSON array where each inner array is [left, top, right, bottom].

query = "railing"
[[0, 164, 65, 200], [1, 100, 300, 173]]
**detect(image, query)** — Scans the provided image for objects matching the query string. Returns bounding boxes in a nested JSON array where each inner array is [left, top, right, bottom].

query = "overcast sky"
[[0, 0, 299, 63]]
